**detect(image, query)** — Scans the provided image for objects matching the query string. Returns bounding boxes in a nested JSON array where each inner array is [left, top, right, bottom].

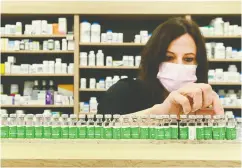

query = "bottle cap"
[[70, 114, 77, 118], [79, 114, 86, 119], [96, 114, 103, 119], [36, 114, 43, 118], [180, 115, 187, 119], [113, 114, 120, 118], [204, 115, 212, 119], [26, 114, 34, 118], [10, 114, 17, 118], [105, 114, 112, 118], [170, 115, 177, 119], [61, 114, 69, 118]]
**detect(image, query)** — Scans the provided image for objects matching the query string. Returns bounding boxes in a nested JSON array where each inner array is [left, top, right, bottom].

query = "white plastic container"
[[96, 50, 104, 66], [214, 43, 225, 59], [89, 97, 98, 113], [140, 30, 149, 43], [224, 22, 230, 36], [205, 43, 212, 59], [122, 56, 129, 66], [228, 65, 237, 72], [15, 22, 22, 35], [135, 56, 141, 67], [61, 63, 67, 74], [80, 52, 88, 66], [54, 40, 61, 50], [91, 22, 101, 43], [134, 35, 141, 43], [41, 20, 48, 34], [226, 47, 233, 59], [105, 76, 113, 89], [232, 50, 238, 59], [80, 78, 87, 89], [58, 18, 67, 35], [113, 75, 120, 85], [112, 33, 118, 43], [99, 79, 105, 89], [106, 30, 112, 43], [118, 33, 123, 43], [80, 21, 91, 42], [208, 70, 215, 82], [83, 102, 90, 113], [101, 33, 107, 43], [89, 78, 96, 89], [10, 84, 19, 94], [214, 17, 224, 36], [88, 51, 96, 66], [62, 39, 67, 51], [128, 56, 134, 67], [215, 69, 224, 82], [106, 56, 113, 66]]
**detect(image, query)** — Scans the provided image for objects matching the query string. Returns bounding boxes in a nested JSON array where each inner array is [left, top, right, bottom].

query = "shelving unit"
[[1, 35, 67, 38], [79, 66, 138, 69], [208, 59, 241, 62], [1, 50, 74, 54], [2, 74, 74, 77], [1, 105, 74, 108]]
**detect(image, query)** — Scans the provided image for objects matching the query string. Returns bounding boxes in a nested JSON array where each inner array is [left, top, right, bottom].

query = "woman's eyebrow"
[[166, 51, 175, 54], [184, 53, 196, 56]]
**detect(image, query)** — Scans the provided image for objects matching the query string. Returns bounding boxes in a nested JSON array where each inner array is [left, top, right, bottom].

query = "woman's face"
[[165, 33, 197, 65]]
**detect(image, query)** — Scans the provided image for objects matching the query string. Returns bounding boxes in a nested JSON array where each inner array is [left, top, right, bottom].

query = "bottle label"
[[52, 126, 61, 139], [9, 126, 17, 138], [171, 126, 178, 139], [17, 126, 26, 138], [188, 126, 196, 140], [164, 126, 171, 140], [87, 126, 95, 139], [94, 126, 103, 139], [213, 126, 225, 140], [204, 127, 212, 140], [113, 127, 121, 139], [149, 127, 156, 139], [26, 126, 35, 138], [103, 127, 113, 139], [140, 126, 149, 139], [226, 127, 236, 140], [1, 126, 9, 138], [121, 126, 131, 139], [35, 126, 43, 138], [43, 126, 52, 138], [61, 126, 69, 139], [131, 127, 140, 139], [69, 126, 77, 139], [78, 126, 87, 139], [155, 127, 164, 140], [196, 126, 204, 140], [179, 127, 188, 140]]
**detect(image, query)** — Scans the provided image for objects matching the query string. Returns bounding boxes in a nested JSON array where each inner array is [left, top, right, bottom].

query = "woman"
[[98, 17, 224, 116]]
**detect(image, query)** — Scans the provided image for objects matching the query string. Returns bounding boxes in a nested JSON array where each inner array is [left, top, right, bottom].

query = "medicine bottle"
[[155, 115, 165, 140], [106, 56, 113, 66], [121, 115, 131, 139], [69, 114, 77, 139], [105, 76, 113, 89], [76, 114, 87, 139], [139, 115, 149, 139], [60, 114, 69, 139], [89, 97, 98, 114], [163, 115, 171, 140], [89, 78, 96, 89], [203, 115, 213, 140], [62, 39, 67, 51], [103, 114, 113, 139], [9, 114, 17, 138], [169, 115, 178, 139], [1, 114, 9, 138], [196, 115, 204, 140], [91, 22, 101, 43], [106, 30, 112, 43], [16, 114, 25, 138], [96, 50, 104, 66], [88, 51, 96, 66], [188, 115, 196, 140], [80, 21, 91, 43], [43, 113, 52, 139], [112, 76, 120, 85], [35, 114, 43, 139], [94, 114, 103, 139], [80, 78, 87, 89], [86, 114, 95, 139], [179, 115, 188, 140], [148, 115, 157, 139], [130, 115, 139, 139], [48, 39, 54, 50], [213, 115, 225, 140], [226, 115, 236, 140], [51, 114, 61, 139], [112, 114, 122, 139], [25, 114, 35, 138]]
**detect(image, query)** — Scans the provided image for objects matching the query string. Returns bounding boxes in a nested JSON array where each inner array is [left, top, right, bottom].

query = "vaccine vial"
[[16, 114, 25, 138], [170, 115, 178, 139], [121, 115, 131, 139], [179, 115, 188, 140], [9, 114, 17, 138], [86, 114, 95, 139], [76, 114, 87, 139], [25, 114, 35, 139], [213, 115, 225, 140], [236, 118, 242, 141], [43, 114, 52, 139], [69, 114, 77, 139], [155, 115, 165, 140], [130, 115, 140, 139], [60, 114, 69, 139], [226, 115, 236, 140], [148, 115, 157, 139], [163, 115, 171, 140], [94, 114, 103, 139], [112, 114, 121, 139], [51, 114, 61, 139], [103, 114, 113, 139], [35, 114, 43, 139], [203, 115, 213, 140], [139, 115, 149, 139], [1, 114, 9, 138], [188, 115, 196, 140], [196, 115, 204, 140]]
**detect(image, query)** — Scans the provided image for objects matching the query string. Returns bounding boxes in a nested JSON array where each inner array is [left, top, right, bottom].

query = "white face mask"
[[157, 62, 197, 92]]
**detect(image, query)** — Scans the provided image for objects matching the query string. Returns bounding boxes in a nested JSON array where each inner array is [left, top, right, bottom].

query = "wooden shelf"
[[208, 58, 241, 62], [1, 105, 74, 108], [1, 50, 74, 54], [79, 66, 138, 69], [209, 82, 241, 86], [80, 88, 107, 92], [2, 74, 74, 77], [1, 35, 67, 38], [79, 42, 145, 46], [204, 36, 241, 39], [223, 106, 241, 109]]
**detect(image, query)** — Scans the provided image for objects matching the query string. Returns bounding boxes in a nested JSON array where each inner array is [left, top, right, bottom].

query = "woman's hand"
[[151, 83, 224, 115]]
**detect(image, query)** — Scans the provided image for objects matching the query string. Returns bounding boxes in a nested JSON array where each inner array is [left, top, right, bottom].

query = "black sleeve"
[[97, 78, 151, 115]]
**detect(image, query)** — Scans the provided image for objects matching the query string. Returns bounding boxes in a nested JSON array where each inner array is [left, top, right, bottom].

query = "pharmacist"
[[98, 17, 224, 116]]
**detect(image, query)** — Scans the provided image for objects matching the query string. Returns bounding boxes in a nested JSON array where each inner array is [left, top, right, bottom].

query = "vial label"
[[212, 127, 225, 140], [78, 126, 87, 139], [149, 127, 156, 139], [121, 126, 131, 139], [43, 126, 52, 138], [179, 127, 188, 140], [61, 126, 69, 139], [113, 126, 121, 139], [103, 127, 113, 139], [196, 126, 204, 140], [69, 126, 77, 139], [94, 126, 103, 139], [17, 126, 26, 138], [9, 126, 17, 138], [131, 127, 140, 139], [25, 126, 35, 139], [140, 126, 149, 139], [86, 126, 95, 139], [1, 126, 9, 138], [188, 126, 196, 140], [51, 126, 61, 139], [155, 127, 165, 140], [226, 127, 236, 140], [204, 127, 212, 140], [35, 126, 43, 138], [164, 126, 171, 140], [171, 126, 178, 139]]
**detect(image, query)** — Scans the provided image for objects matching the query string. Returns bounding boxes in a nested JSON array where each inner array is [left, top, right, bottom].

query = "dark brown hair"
[[139, 17, 208, 101]]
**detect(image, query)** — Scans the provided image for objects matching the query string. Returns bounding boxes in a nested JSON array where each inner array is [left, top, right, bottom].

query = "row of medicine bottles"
[[2, 57, 73, 75], [1, 113, 241, 140], [80, 97, 98, 113], [217, 89, 241, 107], [80, 50, 141, 67], [1, 18, 68, 35]]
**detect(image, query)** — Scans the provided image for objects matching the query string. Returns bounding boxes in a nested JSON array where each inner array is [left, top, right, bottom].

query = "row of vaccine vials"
[[1, 114, 241, 140], [206, 42, 242, 59], [2, 57, 74, 75], [208, 65, 241, 83], [200, 17, 242, 36], [1, 18, 68, 35], [1, 38, 74, 51], [80, 50, 141, 67]]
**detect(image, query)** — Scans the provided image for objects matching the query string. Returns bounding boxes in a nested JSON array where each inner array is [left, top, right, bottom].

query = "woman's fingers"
[[212, 91, 224, 114], [170, 91, 192, 114], [196, 83, 213, 108]]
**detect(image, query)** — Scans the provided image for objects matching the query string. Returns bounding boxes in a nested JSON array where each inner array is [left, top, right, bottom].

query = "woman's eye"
[[166, 56, 174, 61], [184, 57, 194, 62]]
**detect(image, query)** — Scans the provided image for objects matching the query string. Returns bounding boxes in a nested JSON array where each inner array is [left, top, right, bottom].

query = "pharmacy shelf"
[[2, 74, 74, 77], [79, 42, 145, 46], [1, 105, 74, 108], [209, 82, 241, 86], [208, 58, 241, 62], [204, 36, 241, 39], [1, 50, 74, 54], [80, 88, 107, 92], [1, 35, 67, 38], [79, 66, 138, 69], [223, 106, 241, 109]]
